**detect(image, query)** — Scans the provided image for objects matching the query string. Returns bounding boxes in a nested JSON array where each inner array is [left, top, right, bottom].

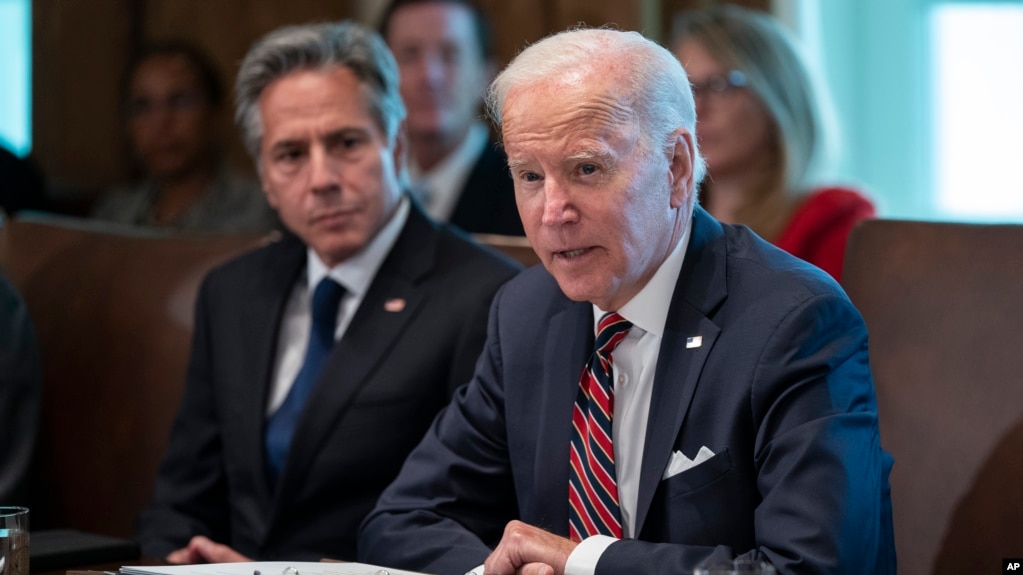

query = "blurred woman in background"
[[671, 4, 873, 281]]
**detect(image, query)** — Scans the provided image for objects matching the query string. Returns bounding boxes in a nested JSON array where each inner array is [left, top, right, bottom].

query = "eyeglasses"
[[690, 70, 748, 100]]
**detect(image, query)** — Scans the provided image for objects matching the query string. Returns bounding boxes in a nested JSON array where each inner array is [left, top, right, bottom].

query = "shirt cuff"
[[465, 564, 484, 575], [565, 535, 618, 575]]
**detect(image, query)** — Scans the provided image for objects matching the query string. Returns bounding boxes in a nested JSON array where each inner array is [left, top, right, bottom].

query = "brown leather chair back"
[[841, 219, 1023, 575], [0, 214, 267, 537], [473, 233, 541, 268]]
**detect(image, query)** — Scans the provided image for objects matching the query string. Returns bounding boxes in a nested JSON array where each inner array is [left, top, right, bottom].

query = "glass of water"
[[0, 507, 28, 575]]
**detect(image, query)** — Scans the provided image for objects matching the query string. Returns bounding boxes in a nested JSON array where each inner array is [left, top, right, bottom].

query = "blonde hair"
[[671, 5, 836, 192]]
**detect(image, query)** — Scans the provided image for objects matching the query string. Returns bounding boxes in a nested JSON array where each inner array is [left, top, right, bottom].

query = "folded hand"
[[483, 521, 577, 575], [166, 535, 252, 564]]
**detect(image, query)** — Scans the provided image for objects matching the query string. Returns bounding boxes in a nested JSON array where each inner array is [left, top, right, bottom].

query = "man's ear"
[[667, 128, 696, 210]]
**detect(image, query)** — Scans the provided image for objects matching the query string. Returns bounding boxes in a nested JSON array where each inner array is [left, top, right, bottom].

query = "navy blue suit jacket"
[[359, 207, 895, 574], [136, 203, 521, 561]]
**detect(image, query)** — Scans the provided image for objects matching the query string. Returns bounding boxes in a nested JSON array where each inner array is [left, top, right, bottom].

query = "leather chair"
[[841, 219, 1023, 575], [473, 233, 541, 268], [0, 214, 268, 538]]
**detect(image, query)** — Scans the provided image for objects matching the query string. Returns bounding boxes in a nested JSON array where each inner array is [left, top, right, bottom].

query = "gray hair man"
[[359, 27, 894, 575], [135, 21, 519, 563]]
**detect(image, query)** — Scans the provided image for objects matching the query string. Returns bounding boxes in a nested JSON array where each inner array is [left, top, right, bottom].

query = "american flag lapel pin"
[[686, 336, 703, 349], [384, 298, 406, 312]]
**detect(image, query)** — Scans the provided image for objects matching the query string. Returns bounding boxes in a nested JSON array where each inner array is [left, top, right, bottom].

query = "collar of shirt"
[[407, 121, 490, 222], [305, 194, 410, 303]]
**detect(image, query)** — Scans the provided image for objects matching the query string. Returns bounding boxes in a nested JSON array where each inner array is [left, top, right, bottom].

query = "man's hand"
[[483, 521, 578, 575], [166, 535, 253, 564]]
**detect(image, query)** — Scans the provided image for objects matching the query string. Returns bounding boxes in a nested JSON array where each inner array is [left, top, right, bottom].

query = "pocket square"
[[662, 446, 716, 480]]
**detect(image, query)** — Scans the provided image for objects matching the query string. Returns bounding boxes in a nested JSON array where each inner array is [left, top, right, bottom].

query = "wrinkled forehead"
[[501, 75, 637, 144]]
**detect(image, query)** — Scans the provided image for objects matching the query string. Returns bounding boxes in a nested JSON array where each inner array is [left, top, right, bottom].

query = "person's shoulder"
[[90, 183, 149, 221], [722, 221, 846, 300], [202, 231, 301, 286]]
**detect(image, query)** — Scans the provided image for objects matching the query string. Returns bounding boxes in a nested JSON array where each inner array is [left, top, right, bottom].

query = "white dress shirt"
[[266, 197, 410, 415], [407, 121, 490, 222], [469, 216, 692, 575]]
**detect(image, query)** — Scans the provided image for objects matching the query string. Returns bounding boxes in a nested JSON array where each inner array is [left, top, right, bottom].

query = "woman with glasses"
[[671, 5, 873, 281]]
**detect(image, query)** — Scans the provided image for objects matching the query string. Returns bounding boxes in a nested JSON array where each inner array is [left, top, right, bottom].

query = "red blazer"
[[774, 186, 875, 281]]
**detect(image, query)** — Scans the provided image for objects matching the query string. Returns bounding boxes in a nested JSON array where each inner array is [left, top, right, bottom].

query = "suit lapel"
[[237, 235, 306, 510], [267, 205, 439, 519], [532, 300, 593, 535], [633, 208, 728, 534]]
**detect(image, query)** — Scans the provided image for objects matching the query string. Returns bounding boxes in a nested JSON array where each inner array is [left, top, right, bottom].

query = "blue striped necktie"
[[264, 277, 345, 485], [568, 312, 632, 541]]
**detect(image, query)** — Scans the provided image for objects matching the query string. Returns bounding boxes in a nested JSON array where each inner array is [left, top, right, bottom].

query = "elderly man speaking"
[[359, 27, 895, 575]]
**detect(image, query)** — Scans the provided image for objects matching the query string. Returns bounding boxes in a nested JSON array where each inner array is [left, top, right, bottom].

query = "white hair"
[[484, 27, 707, 185]]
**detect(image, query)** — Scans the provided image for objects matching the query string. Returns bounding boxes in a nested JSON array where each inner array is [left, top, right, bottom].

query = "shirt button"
[[618, 374, 627, 385]]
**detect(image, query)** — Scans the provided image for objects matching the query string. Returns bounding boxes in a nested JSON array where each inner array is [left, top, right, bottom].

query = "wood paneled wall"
[[31, 0, 764, 206]]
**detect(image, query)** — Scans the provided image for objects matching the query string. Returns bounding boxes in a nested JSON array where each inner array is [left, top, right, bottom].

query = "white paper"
[[121, 561, 427, 575]]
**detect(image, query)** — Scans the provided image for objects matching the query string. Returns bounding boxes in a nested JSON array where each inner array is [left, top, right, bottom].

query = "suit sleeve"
[[135, 276, 232, 558], [359, 286, 520, 575], [595, 293, 894, 575]]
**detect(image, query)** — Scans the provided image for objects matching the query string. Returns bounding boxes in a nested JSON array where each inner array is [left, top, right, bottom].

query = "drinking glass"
[[0, 507, 28, 575]]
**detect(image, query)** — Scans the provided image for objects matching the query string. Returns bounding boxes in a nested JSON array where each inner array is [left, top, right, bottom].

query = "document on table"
[[120, 561, 428, 575]]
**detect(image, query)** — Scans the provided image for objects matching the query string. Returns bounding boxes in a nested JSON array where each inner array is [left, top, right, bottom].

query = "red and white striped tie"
[[568, 312, 632, 541]]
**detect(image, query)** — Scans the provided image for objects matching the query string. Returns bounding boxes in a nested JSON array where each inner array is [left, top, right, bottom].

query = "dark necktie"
[[264, 277, 345, 485], [568, 312, 633, 541]]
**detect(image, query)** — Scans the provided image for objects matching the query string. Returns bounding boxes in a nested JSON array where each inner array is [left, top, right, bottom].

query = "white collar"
[[306, 195, 410, 298]]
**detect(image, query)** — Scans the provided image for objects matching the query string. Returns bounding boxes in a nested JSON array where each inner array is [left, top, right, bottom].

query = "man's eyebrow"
[[269, 138, 305, 152], [566, 149, 613, 164], [325, 126, 369, 138], [507, 158, 528, 171]]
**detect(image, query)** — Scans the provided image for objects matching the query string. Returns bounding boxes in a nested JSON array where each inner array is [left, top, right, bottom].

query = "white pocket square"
[[662, 446, 716, 480]]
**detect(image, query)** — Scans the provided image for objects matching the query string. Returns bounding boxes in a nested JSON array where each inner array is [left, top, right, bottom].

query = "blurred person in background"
[[92, 41, 277, 233], [671, 4, 873, 281], [379, 0, 523, 236]]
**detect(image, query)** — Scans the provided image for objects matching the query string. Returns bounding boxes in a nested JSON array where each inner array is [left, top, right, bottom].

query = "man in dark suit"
[[379, 0, 522, 236], [134, 21, 520, 563], [358, 28, 895, 574]]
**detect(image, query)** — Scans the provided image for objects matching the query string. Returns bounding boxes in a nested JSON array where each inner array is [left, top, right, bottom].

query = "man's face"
[[126, 54, 217, 180], [386, 2, 490, 142], [257, 66, 404, 268], [502, 74, 695, 311]]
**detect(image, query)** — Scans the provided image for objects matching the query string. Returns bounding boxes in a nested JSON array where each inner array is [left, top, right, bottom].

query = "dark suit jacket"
[[448, 141, 524, 237], [136, 203, 521, 561], [359, 207, 895, 574]]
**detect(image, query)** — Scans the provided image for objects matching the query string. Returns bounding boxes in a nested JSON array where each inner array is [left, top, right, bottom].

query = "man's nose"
[[541, 179, 579, 226], [420, 52, 447, 87], [309, 147, 341, 193]]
